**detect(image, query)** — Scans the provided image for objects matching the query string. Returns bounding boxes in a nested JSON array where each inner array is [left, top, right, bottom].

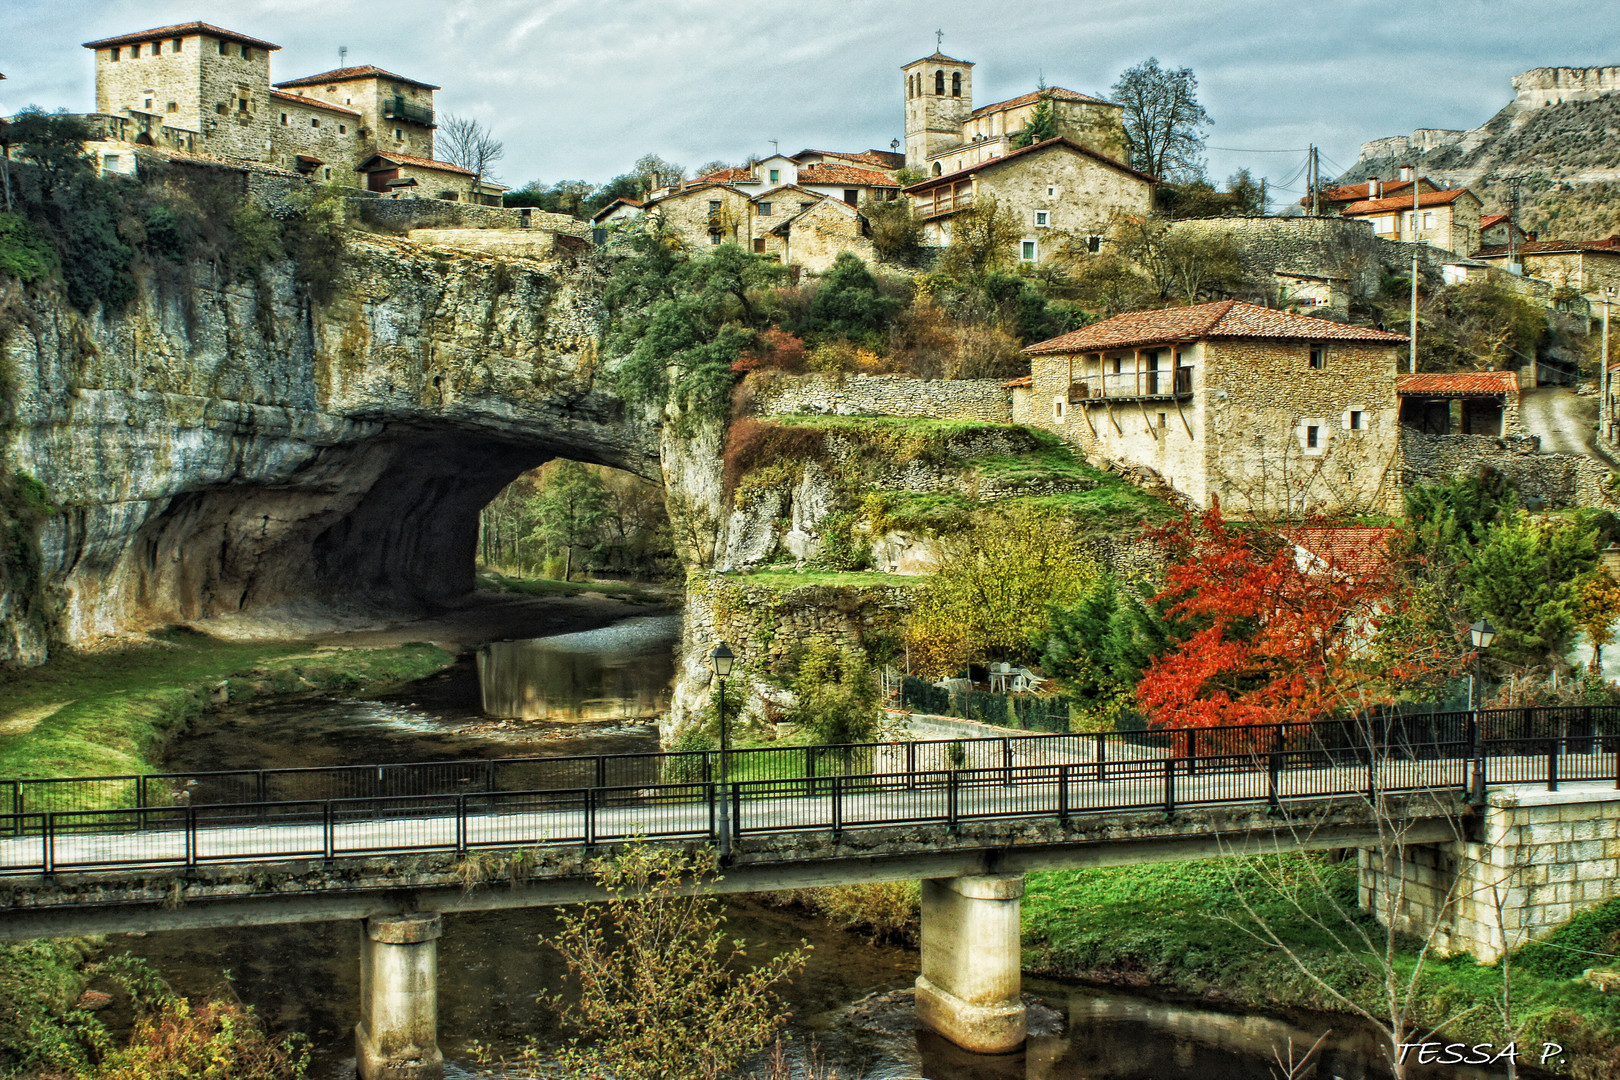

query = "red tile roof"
[[904, 136, 1155, 195], [268, 89, 361, 117], [1002, 375, 1033, 388], [1341, 188, 1480, 215], [1290, 527, 1397, 577], [276, 65, 439, 91], [1473, 235, 1620, 258], [1480, 213, 1510, 230], [793, 149, 905, 170], [970, 86, 1115, 118], [357, 151, 474, 177], [1310, 179, 1422, 205], [1396, 371, 1520, 397], [694, 167, 753, 184], [1025, 300, 1408, 355], [84, 22, 280, 50], [798, 163, 897, 187]]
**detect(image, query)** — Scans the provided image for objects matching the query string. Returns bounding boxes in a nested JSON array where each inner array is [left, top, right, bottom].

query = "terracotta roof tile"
[[1310, 179, 1421, 205], [1396, 371, 1520, 396], [694, 167, 754, 184], [1002, 375, 1033, 388], [1480, 213, 1511, 230], [793, 149, 905, 170], [276, 65, 439, 91], [1341, 188, 1479, 215], [84, 22, 280, 50], [798, 163, 897, 186], [1290, 527, 1397, 577], [1025, 300, 1407, 355], [905, 52, 974, 66], [970, 86, 1115, 118], [268, 89, 361, 117], [357, 151, 474, 177], [904, 136, 1155, 195]]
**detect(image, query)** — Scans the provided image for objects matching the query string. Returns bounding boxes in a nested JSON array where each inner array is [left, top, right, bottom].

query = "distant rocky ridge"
[[1342, 66, 1620, 237]]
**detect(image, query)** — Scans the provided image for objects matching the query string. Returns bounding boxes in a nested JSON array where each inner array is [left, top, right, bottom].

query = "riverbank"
[[1023, 858, 1620, 1080]]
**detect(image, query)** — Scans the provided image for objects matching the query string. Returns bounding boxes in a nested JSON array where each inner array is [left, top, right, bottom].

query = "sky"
[[5, 0, 1618, 203]]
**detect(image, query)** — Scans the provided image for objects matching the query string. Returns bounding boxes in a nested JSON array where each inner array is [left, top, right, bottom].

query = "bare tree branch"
[[437, 114, 505, 204]]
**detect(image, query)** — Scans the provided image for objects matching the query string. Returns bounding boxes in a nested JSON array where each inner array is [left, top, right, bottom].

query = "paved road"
[[1519, 387, 1607, 461], [4, 752, 1607, 878]]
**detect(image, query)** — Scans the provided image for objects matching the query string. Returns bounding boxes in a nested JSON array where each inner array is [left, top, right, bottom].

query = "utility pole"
[[1604, 286, 1615, 441], [1410, 176, 1422, 373], [1308, 145, 1321, 216], [1505, 174, 1524, 272]]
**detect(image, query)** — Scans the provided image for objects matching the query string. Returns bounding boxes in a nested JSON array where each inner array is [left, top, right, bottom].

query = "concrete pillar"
[[915, 873, 1026, 1054], [356, 912, 444, 1080]]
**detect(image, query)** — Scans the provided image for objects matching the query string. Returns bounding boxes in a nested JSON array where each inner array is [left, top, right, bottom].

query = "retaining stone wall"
[[346, 196, 585, 234], [1363, 785, 1620, 962], [754, 373, 1013, 422], [1399, 430, 1615, 509]]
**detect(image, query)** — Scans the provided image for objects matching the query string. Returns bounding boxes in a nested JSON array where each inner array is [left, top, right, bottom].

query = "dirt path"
[[1518, 387, 1605, 459]]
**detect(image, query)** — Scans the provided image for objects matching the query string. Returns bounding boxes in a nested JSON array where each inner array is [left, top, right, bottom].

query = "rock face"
[[0, 234, 678, 662]]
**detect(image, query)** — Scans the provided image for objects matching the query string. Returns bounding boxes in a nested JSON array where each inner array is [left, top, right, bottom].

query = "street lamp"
[[1467, 619, 1496, 710], [1468, 619, 1495, 804], [710, 641, 735, 853]]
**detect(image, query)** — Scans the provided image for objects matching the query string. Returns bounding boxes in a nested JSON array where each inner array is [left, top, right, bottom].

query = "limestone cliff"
[[0, 233, 695, 664]]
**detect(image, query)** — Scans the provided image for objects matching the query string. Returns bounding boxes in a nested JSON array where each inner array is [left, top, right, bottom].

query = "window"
[[172, 38, 182, 52], [753, 238, 766, 253], [324, 167, 332, 179], [843, 188, 858, 205], [216, 103, 228, 114], [111, 47, 120, 61], [241, 45, 252, 59], [102, 154, 120, 170], [280, 113, 289, 125], [709, 233, 722, 245], [1349, 410, 1364, 430], [1047, 185, 1055, 196], [393, 128, 403, 139], [1306, 425, 1319, 448], [311, 117, 320, 127], [1157, 412, 1167, 430], [1087, 235, 1103, 253], [758, 202, 772, 216], [952, 71, 962, 97], [709, 201, 721, 212], [1309, 344, 1327, 369], [144, 97, 154, 110], [1035, 210, 1049, 227], [1021, 240, 1038, 262], [218, 41, 229, 55], [1054, 399, 1065, 421], [935, 70, 946, 95], [167, 102, 178, 113], [1112, 358, 1122, 374], [769, 169, 779, 183], [239, 97, 250, 112], [339, 124, 346, 134], [800, 202, 813, 212], [1422, 211, 1434, 229], [932, 162, 943, 176]]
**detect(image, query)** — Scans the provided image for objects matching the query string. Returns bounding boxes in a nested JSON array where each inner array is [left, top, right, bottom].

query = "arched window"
[[933, 161, 943, 176], [935, 70, 945, 95], [951, 71, 961, 97]]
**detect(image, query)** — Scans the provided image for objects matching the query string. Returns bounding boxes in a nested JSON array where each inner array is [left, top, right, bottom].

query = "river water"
[[124, 613, 1547, 1080]]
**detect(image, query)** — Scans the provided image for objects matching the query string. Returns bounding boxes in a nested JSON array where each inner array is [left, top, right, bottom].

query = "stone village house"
[[1017, 300, 1409, 515], [70, 21, 504, 202]]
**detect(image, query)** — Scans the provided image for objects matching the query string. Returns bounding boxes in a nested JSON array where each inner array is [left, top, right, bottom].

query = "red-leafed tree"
[[1136, 505, 1429, 728]]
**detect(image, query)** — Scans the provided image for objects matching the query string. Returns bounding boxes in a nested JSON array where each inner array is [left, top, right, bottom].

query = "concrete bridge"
[[3, 710, 1619, 1078]]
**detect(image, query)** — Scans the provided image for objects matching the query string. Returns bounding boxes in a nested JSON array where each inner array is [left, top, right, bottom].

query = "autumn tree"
[[1110, 58, 1212, 182], [904, 508, 1099, 677], [1136, 506, 1424, 727], [1576, 571, 1620, 673], [937, 195, 1022, 278]]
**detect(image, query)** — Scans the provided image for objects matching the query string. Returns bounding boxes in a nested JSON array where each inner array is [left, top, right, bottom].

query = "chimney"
[[1399, 164, 1415, 182], [1369, 177, 1382, 199]]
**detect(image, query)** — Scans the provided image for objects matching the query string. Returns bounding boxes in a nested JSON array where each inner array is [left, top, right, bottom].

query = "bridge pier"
[[914, 873, 1026, 1054], [356, 913, 444, 1080]]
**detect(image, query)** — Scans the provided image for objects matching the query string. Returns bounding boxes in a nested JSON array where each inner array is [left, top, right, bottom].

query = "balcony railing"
[[1069, 367, 1194, 403], [383, 97, 434, 127], [917, 184, 973, 220]]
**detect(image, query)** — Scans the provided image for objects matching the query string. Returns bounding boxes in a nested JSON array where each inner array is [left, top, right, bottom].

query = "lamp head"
[[710, 641, 735, 677], [1469, 619, 1496, 649]]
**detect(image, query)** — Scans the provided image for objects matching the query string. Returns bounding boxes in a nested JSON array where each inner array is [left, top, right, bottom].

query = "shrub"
[[721, 419, 826, 498], [808, 252, 898, 339], [790, 641, 882, 745], [0, 212, 56, 283]]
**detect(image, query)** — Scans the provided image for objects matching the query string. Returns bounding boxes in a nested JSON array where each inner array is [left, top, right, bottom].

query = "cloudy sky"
[[6, 0, 1617, 201]]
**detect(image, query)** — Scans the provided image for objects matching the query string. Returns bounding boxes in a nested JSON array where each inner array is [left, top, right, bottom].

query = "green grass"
[[731, 570, 922, 590], [476, 570, 665, 604], [0, 629, 454, 782], [1025, 858, 1620, 1078]]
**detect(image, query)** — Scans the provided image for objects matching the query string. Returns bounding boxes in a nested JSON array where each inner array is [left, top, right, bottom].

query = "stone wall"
[[345, 197, 577, 233], [1363, 785, 1620, 962], [752, 373, 1012, 422], [1399, 430, 1616, 509], [673, 574, 919, 730]]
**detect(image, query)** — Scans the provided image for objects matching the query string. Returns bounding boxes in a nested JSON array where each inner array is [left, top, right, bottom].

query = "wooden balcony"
[[917, 182, 973, 221], [1069, 368, 1194, 404]]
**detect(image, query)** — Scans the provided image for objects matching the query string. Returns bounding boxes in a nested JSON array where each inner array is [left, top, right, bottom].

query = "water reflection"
[[477, 614, 679, 721]]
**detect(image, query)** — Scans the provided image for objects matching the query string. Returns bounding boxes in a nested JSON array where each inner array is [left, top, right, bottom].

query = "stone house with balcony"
[[902, 137, 1154, 265], [1022, 300, 1408, 515], [71, 21, 497, 198]]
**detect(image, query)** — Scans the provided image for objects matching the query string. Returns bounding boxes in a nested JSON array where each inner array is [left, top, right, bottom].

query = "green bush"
[[0, 213, 56, 283], [790, 641, 881, 745]]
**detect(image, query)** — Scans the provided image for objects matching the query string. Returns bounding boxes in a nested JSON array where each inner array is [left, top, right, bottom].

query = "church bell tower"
[[902, 47, 974, 172]]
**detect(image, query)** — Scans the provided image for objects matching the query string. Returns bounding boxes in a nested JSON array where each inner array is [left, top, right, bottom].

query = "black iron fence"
[[3, 705, 1618, 877]]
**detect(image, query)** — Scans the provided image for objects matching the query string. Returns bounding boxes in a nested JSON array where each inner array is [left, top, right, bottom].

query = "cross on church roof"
[[936, 29, 944, 47]]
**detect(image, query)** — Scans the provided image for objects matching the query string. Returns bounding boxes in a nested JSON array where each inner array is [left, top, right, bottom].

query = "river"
[[118, 612, 1545, 1079]]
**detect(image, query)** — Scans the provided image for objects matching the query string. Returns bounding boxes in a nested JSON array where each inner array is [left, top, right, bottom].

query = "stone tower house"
[[902, 52, 974, 170], [273, 66, 438, 163], [84, 23, 280, 162]]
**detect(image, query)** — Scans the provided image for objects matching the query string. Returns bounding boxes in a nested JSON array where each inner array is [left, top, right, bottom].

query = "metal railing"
[[2, 706, 1617, 878]]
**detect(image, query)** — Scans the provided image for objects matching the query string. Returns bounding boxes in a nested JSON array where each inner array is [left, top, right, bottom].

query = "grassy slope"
[[1024, 858, 1620, 1079], [475, 569, 666, 604], [0, 628, 453, 781]]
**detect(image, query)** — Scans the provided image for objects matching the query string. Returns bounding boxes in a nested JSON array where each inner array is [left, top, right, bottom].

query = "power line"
[[1206, 146, 1310, 153]]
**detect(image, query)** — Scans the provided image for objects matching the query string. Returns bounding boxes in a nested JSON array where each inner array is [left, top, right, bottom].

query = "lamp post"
[[709, 641, 735, 854], [1468, 619, 1496, 804]]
